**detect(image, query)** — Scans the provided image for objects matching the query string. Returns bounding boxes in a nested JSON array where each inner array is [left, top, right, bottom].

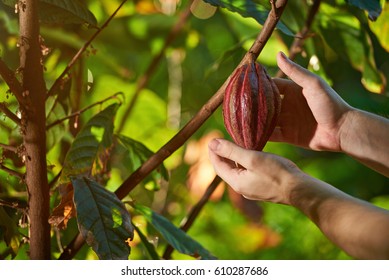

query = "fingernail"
[[208, 139, 220, 151], [279, 51, 287, 60]]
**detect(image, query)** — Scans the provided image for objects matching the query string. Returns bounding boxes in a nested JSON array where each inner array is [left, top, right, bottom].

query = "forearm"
[[289, 176, 389, 259], [340, 109, 389, 177]]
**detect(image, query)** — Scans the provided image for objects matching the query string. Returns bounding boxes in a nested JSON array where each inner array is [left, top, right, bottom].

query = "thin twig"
[[46, 92, 123, 130], [46, 0, 128, 98], [59, 0, 289, 260], [0, 102, 21, 125], [116, 0, 194, 133], [0, 58, 23, 101], [0, 199, 27, 212], [162, 175, 222, 260], [0, 164, 25, 180], [276, 0, 321, 77], [0, 143, 18, 153]]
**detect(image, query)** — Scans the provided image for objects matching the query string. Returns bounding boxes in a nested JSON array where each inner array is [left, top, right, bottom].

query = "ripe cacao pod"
[[223, 61, 281, 151]]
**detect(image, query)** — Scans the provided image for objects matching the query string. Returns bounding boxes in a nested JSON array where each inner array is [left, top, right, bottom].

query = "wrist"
[[337, 107, 358, 154]]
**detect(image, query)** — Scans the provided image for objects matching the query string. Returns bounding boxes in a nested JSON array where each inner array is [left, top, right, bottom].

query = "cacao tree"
[[0, 0, 388, 260]]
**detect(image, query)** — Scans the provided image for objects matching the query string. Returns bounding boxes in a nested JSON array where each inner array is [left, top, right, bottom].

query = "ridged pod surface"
[[223, 61, 281, 151]]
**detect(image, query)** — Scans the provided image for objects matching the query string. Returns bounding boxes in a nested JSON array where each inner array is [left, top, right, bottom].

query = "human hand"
[[208, 138, 307, 205], [271, 52, 353, 152]]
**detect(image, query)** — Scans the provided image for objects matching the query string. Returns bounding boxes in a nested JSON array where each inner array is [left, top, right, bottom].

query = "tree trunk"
[[19, 0, 50, 259]]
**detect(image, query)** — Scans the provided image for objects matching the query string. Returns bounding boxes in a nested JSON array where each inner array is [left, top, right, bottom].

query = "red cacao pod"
[[223, 61, 281, 151]]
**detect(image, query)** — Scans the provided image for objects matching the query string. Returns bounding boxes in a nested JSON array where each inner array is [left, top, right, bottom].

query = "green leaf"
[[1, 0, 97, 26], [346, 0, 382, 21], [317, 7, 386, 93], [116, 134, 169, 191], [203, 0, 293, 36], [0, 206, 20, 257], [72, 177, 134, 260], [59, 103, 119, 184], [134, 204, 216, 260], [132, 223, 160, 260]]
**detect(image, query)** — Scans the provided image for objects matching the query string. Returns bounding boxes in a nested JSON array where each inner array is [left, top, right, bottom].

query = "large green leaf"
[[203, 0, 293, 36], [346, 0, 382, 21], [59, 103, 119, 184], [134, 204, 216, 260], [72, 177, 134, 260], [1, 0, 97, 26], [115, 134, 169, 191]]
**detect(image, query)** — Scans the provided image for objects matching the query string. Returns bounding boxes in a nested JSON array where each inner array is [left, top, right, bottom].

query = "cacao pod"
[[223, 61, 281, 151]]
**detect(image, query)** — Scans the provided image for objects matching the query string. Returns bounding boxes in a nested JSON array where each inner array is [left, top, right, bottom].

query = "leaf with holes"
[[72, 177, 134, 260], [59, 103, 119, 184], [134, 204, 216, 260]]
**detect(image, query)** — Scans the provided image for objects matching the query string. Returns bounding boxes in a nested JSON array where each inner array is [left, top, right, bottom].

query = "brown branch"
[[116, 0, 194, 133], [0, 143, 18, 153], [0, 102, 21, 125], [59, 0, 289, 260], [19, 0, 50, 259], [115, 0, 289, 200], [0, 58, 23, 101], [46, 92, 123, 130], [162, 175, 222, 260], [46, 0, 128, 98], [276, 0, 321, 77], [0, 199, 27, 212], [0, 164, 25, 180]]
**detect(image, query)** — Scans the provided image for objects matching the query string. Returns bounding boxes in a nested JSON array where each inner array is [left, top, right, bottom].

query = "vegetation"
[[0, 0, 388, 260]]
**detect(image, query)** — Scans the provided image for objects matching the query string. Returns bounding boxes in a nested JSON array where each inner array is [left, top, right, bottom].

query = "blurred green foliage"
[[0, 0, 388, 260]]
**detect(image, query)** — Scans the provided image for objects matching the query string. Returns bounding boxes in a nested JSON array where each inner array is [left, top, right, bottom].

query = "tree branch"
[[0, 164, 25, 180], [46, 0, 128, 98], [0, 142, 18, 153], [0, 58, 23, 101], [276, 0, 321, 77], [46, 92, 123, 130], [0, 102, 21, 125], [19, 0, 50, 259], [115, 0, 289, 200], [59, 0, 289, 260], [162, 175, 222, 259]]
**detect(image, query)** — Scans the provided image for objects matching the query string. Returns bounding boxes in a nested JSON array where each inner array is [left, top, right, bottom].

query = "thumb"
[[276, 52, 316, 89]]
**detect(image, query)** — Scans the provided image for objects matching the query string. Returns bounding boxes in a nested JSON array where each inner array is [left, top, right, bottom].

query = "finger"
[[276, 52, 316, 88], [208, 145, 242, 186], [208, 138, 258, 169]]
